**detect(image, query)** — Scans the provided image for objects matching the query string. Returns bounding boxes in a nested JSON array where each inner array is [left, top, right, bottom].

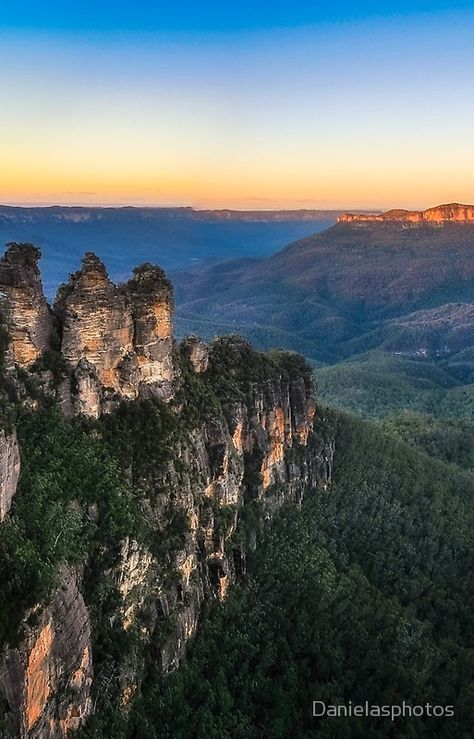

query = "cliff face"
[[109, 344, 332, 684], [0, 245, 334, 737], [0, 428, 20, 522], [1, 570, 92, 738], [55, 252, 135, 401], [338, 202, 474, 225], [0, 204, 344, 224], [126, 264, 174, 390], [54, 253, 174, 416]]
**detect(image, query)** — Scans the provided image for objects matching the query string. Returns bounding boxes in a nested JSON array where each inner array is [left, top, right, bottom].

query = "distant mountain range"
[[0, 205, 352, 224], [4, 201, 474, 419], [173, 204, 474, 364], [0, 205, 353, 296]]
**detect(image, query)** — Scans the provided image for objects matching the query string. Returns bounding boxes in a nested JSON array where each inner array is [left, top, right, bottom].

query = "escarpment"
[[0, 243, 334, 737], [338, 201, 474, 224]]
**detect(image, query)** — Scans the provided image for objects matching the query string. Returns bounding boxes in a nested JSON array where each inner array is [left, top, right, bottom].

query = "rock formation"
[[0, 244, 53, 367], [54, 254, 175, 416], [0, 245, 334, 736], [338, 202, 474, 224], [0, 244, 175, 417], [181, 336, 209, 373], [113, 338, 331, 676], [126, 264, 174, 392], [0, 428, 20, 522], [0, 570, 93, 738], [54, 252, 135, 401]]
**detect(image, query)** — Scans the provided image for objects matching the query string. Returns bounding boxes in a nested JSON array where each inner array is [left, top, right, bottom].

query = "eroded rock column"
[[54, 253, 135, 416], [127, 264, 174, 398], [0, 243, 52, 367]]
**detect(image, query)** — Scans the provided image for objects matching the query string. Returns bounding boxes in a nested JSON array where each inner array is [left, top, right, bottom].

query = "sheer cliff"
[[0, 244, 333, 738], [338, 202, 474, 224]]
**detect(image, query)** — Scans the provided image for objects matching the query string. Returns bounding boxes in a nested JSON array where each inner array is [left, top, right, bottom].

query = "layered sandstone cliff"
[[0, 244, 53, 367], [338, 202, 474, 225], [109, 338, 331, 679], [126, 264, 174, 391], [54, 253, 174, 416], [55, 252, 135, 399], [0, 245, 333, 737], [1, 570, 92, 738], [0, 244, 174, 417], [0, 338, 332, 735]]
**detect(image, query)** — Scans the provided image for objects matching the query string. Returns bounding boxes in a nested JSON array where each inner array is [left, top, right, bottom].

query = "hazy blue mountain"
[[0, 206, 343, 297], [172, 220, 474, 362]]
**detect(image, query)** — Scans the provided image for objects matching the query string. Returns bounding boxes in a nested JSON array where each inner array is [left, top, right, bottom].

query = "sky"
[[2, 1, 474, 210]]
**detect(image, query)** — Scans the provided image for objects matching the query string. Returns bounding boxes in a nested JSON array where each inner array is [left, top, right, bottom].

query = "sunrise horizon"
[[3, 3, 474, 210], [1, 198, 474, 213]]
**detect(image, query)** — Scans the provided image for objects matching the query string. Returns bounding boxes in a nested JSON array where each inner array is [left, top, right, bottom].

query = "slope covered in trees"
[[174, 221, 474, 363], [83, 410, 474, 738]]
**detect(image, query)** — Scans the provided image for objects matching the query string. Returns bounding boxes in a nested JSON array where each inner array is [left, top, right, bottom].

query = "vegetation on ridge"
[[84, 410, 474, 738]]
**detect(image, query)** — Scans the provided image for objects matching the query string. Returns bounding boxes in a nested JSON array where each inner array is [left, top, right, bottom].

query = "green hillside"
[[86, 411, 474, 738], [316, 351, 473, 420]]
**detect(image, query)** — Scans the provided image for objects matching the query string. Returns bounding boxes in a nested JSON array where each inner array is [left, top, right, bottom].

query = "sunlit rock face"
[[0, 428, 21, 522], [127, 264, 174, 392], [181, 336, 209, 373], [144, 343, 330, 675], [229, 373, 316, 494], [338, 202, 474, 225], [53, 253, 174, 416], [0, 243, 53, 367], [55, 253, 135, 408], [0, 244, 175, 416], [0, 570, 93, 738]]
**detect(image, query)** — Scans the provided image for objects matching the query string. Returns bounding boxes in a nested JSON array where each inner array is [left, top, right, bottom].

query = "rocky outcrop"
[[0, 247, 335, 736], [55, 252, 135, 402], [338, 202, 474, 224], [0, 244, 186, 416], [0, 244, 53, 367], [54, 254, 174, 416], [181, 336, 209, 374], [116, 339, 330, 678], [0, 570, 93, 738], [126, 264, 174, 393], [0, 428, 20, 522], [0, 245, 175, 417]]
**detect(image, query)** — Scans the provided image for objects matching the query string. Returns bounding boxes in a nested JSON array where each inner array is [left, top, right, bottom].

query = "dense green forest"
[[83, 410, 474, 738], [316, 350, 474, 421], [316, 348, 474, 473], [173, 222, 474, 364]]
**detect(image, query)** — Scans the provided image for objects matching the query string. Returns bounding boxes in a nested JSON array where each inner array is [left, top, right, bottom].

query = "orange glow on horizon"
[[3, 15, 474, 212]]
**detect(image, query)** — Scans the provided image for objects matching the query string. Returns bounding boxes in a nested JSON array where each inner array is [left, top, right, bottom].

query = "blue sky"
[[2, 0, 473, 31], [2, 2, 474, 209]]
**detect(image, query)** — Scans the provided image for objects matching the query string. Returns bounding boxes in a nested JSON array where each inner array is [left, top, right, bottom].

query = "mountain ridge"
[[0, 205, 363, 224], [339, 201, 474, 224], [172, 213, 474, 362]]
